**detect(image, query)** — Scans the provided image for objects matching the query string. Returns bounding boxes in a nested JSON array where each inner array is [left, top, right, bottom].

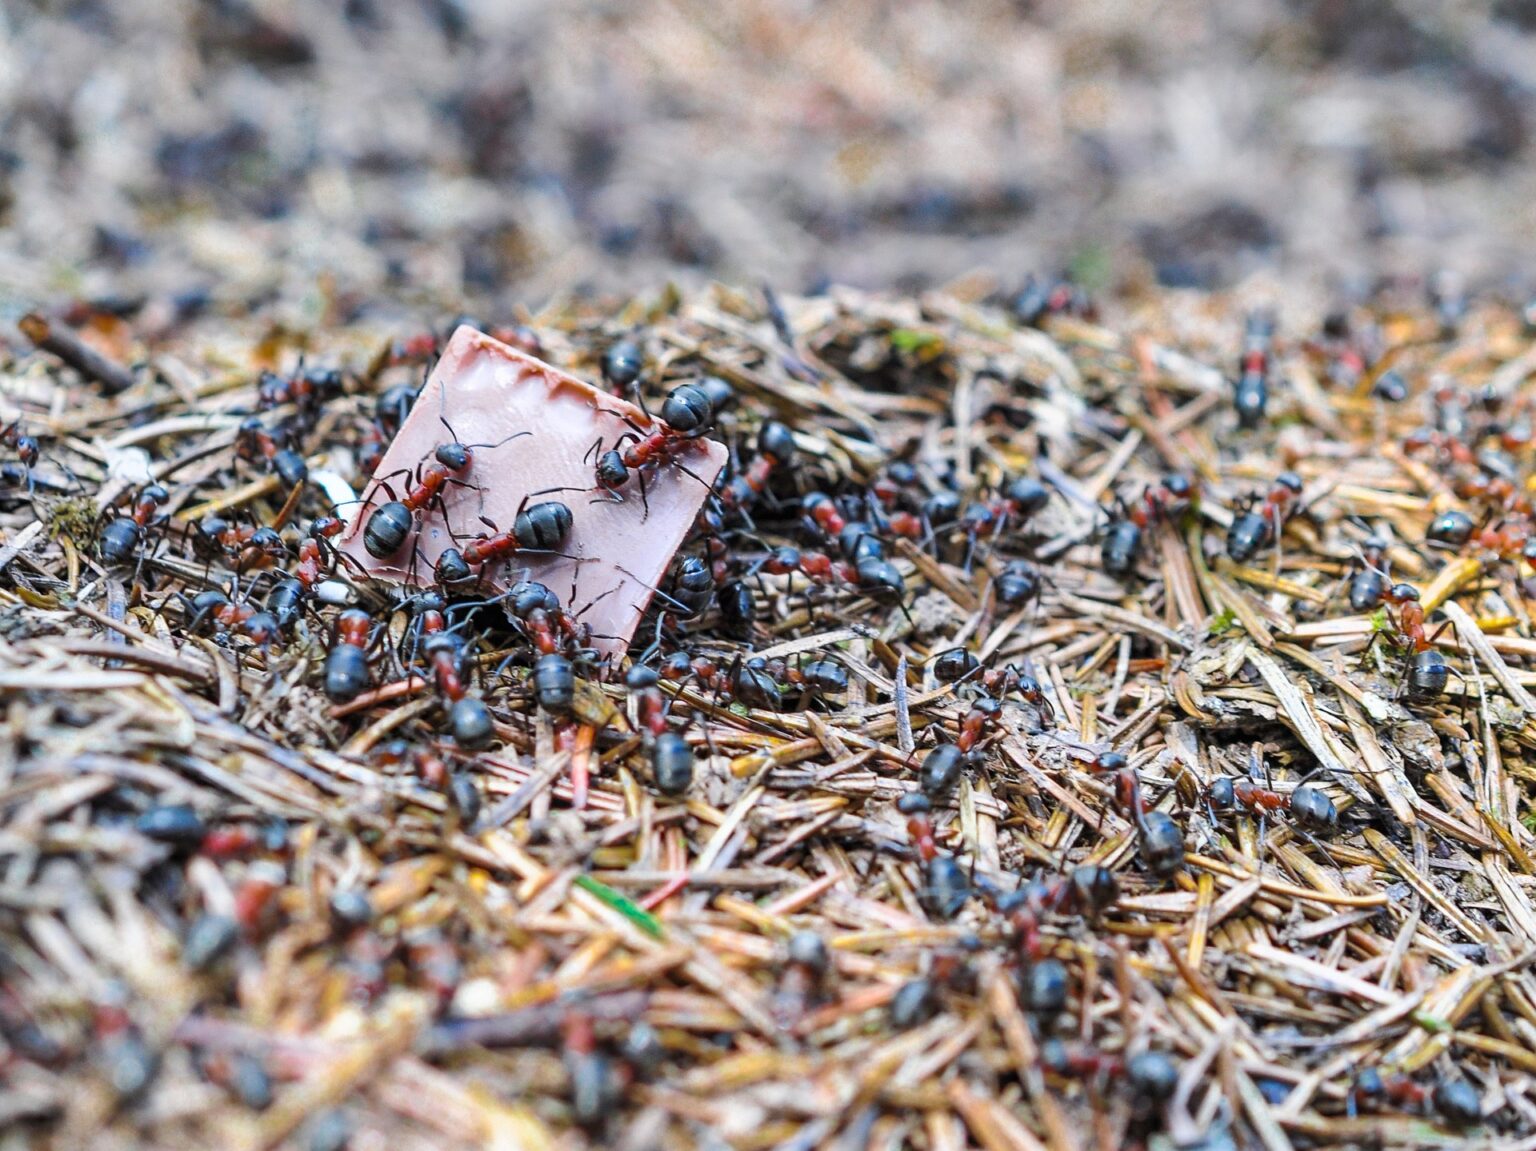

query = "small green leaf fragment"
[[575, 874, 664, 938]]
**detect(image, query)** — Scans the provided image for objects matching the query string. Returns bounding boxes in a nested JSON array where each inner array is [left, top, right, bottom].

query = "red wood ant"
[[405, 595, 495, 748], [324, 609, 373, 703], [591, 384, 716, 516], [1347, 1068, 1481, 1127], [1, 420, 40, 489], [189, 515, 288, 573], [1208, 776, 1337, 830], [1227, 472, 1303, 563], [234, 416, 308, 488], [1081, 749, 1185, 879], [180, 589, 282, 647], [772, 930, 830, 1027], [256, 364, 343, 421], [1235, 310, 1273, 428], [100, 484, 169, 567], [718, 421, 796, 516], [994, 864, 1120, 963], [800, 490, 847, 538], [898, 793, 943, 861], [505, 580, 595, 659], [750, 545, 858, 586], [432, 500, 575, 584], [293, 516, 349, 587]]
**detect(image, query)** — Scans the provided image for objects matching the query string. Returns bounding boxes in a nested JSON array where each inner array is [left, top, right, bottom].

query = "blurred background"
[[3, 0, 1536, 313]]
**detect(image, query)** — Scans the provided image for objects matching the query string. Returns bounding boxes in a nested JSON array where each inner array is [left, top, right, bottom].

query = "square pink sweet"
[[339, 326, 727, 660]]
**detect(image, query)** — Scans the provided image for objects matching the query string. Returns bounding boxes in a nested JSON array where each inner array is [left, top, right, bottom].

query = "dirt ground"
[[4, 0, 1536, 313]]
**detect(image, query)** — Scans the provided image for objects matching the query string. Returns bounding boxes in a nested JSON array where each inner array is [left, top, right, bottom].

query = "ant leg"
[[637, 468, 650, 523], [670, 459, 716, 495], [635, 612, 670, 668]]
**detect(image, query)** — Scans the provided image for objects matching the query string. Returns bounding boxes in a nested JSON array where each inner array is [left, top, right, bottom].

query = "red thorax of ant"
[[1127, 473, 1196, 529]]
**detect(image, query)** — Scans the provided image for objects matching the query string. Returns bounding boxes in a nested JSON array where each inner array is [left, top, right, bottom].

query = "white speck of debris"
[[105, 446, 154, 486], [311, 470, 358, 520], [313, 580, 356, 606]]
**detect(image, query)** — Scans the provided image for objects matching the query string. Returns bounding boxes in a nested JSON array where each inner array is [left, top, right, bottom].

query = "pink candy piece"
[[339, 325, 727, 661]]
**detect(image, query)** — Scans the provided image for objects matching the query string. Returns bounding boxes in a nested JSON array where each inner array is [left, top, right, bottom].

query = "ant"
[[760, 656, 848, 709], [1373, 581, 1445, 657], [1227, 471, 1303, 563], [1208, 776, 1337, 831], [1, 420, 41, 493], [1343, 533, 1392, 611], [951, 476, 1050, 568], [601, 339, 644, 397], [625, 665, 694, 795], [506, 579, 594, 659], [1012, 275, 1095, 327], [356, 382, 418, 477], [1082, 749, 1184, 880], [932, 653, 1055, 729], [373, 739, 449, 790], [256, 364, 343, 423], [749, 545, 859, 588], [894, 794, 970, 919], [918, 742, 983, 799], [324, 609, 374, 703], [1347, 1068, 1481, 1128], [590, 383, 716, 516], [1234, 310, 1273, 429], [179, 588, 281, 648], [189, 515, 288, 573], [957, 696, 1004, 753], [800, 490, 848, 540], [717, 420, 796, 517], [100, 484, 169, 567], [1100, 502, 1144, 579], [658, 649, 784, 711], [293, 516, 354, 588], [234, 416, 308, 488], [404, 594, 495, 747], [1130, 473, 1197, 530], [995, 864, 1120, 964], [432, 499, 575, 585], [994, 558, 1044, 611], [772, 930, 831, 1027]]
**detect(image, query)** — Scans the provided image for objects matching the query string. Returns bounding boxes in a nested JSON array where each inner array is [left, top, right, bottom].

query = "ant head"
[[660, 651, 693, 677], [1163, 473, 1193, 498], [625, 664, 660, 690], [435, 441, 470, 471], [1094, 750, 1128, 772], [1275, 471, 1303, 494], [757, 420, 796, 464], [408, 590, 448, 615], [1389, 582, 1420, 603], [1005, 475, 1050, 516]]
